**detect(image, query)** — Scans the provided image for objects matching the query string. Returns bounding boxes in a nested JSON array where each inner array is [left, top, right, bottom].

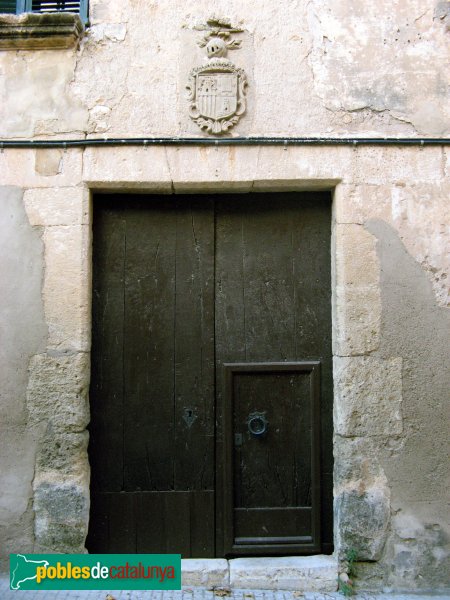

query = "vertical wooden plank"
[[173, 199, 215, 491], [163, 492, 191, 556], [290, 195, 332, 359], [320, 472, 334, 553], [189, 491, 215, 557], [310, 362, 322, 547], [122, 198, 177, 491], [215, 197, 248, 367], [86, 493, 109, 553], [108, 492, 136, 553], [135, 492, 164, 553], [240, 196, 296, 361], [89, 199, 125, 493], [214, 197, 247, 554]]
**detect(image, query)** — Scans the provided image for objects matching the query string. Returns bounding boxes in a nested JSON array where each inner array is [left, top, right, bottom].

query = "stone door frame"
[[23, 143, 414, 565]]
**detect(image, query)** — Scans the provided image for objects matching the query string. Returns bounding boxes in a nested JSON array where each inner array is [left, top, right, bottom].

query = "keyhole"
[[183, 408, 197, 428]]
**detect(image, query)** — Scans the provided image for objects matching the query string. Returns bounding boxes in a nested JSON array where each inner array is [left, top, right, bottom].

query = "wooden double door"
[[87, 193, 333, 557]]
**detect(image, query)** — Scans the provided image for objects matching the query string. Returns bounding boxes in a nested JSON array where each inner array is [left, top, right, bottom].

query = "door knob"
[[247, 412, 268, 436]]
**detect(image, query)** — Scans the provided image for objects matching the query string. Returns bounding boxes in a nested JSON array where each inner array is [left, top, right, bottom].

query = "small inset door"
[[222, 362, 321, 554], [87, 193, 333, 557]]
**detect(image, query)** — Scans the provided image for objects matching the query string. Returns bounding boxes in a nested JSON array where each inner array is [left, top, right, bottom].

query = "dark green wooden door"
[[87, 193, 332, 557]]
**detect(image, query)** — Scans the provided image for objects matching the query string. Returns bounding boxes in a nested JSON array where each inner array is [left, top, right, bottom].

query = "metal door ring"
[[247, 412, 268, 436]]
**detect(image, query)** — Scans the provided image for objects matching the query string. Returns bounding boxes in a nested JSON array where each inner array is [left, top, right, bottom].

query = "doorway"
[[87, 193, 333, 557]]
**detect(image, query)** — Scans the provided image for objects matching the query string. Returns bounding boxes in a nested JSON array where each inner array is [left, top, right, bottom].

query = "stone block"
[[255, 146, 354, 186], [27, 353, 89, 432], [333, 436, 385, 490], [333, 224, 381, 355], [333, 284, 381, 356], [36, 429, 89, 478], [83, 146, 173, 191], [335, 224, 380, 287], [334, 356, 403, 437], [181, 559, 229, 588], [24, 186, 89, 227], [354, 147, 443, 185], [43, 225, 90, 351], [83, 144, 352, 194], [0, 149, 83, 188], [334, 184, 392, 226], [33, 481, 89, 552], [335, 483, 390, 561], [229, 556, 338, 592], [34, 149, 63, 177], [335, 183, 450, 308], [167, 146, 258, 193]]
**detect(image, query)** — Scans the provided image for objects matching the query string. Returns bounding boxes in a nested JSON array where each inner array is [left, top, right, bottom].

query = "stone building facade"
[[0, 0, 449, 593]]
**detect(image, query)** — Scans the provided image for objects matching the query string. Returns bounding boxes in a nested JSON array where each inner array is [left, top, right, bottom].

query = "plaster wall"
[[0, 1, 449, 139], [0, 187, 47, 562], [0, 0, 449, 593]]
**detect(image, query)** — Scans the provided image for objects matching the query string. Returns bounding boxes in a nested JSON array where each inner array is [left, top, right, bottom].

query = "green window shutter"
[[32, 1, 88, 21], [0, 1, 19, 13], [1, 0, 88, 22]]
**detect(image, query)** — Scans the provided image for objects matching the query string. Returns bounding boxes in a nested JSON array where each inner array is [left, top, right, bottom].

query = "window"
[[0, 1, 88, 23]]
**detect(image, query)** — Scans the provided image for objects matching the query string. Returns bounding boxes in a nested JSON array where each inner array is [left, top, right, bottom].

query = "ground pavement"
[[1, 578, 449, 600]]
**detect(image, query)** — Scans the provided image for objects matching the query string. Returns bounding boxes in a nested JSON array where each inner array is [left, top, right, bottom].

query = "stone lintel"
[[0, 12, 84, 50]]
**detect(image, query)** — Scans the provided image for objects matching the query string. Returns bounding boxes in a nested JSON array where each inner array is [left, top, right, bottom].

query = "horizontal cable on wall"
[[0, 137, 449, 149]]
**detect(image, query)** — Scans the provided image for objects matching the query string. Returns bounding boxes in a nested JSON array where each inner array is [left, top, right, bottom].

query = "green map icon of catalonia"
[[10, 554, 49, 590]]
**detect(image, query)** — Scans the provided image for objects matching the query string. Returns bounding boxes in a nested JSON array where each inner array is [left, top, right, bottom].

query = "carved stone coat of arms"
[[186, 17, 248, 135]]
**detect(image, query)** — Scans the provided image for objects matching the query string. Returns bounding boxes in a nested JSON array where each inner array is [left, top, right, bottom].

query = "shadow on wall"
[[366, 219, 450, 590]]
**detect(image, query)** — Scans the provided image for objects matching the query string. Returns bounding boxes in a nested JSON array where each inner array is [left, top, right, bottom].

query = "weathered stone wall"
[[0, 0, 449, 592], [1, 0, 449, 138], [333, 171, 450, 590], [0, 174, 91, 569]]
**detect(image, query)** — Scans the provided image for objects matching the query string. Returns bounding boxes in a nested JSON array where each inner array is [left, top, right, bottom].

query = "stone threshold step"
[[181, 556, 338, 592]]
